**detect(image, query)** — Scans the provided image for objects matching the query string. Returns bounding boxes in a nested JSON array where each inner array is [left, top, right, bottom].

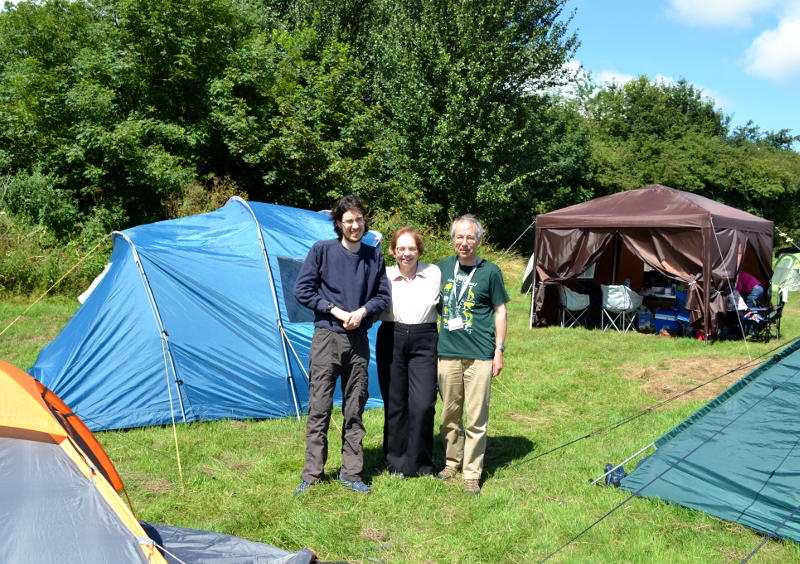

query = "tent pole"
[[113, 232, 188, 422], [231, 198, 303, 420], [530, 261, 538, 329], [612, 233, 619, 285], [702, 227, 711, 343]]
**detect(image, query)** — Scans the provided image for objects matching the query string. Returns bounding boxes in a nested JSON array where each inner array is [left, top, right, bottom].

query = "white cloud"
[[667, 0, 800, 81], [596, 70, 635, 85], [744, 12, 800, 80], [665, 0, 779, 27]]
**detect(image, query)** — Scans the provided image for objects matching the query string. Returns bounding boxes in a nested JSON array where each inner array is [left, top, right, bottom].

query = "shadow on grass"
[[359, 434, 535, 484], [483, 435, 536, 480]]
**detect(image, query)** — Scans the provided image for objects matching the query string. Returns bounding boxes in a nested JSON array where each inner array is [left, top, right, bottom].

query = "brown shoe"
[[436, 466, 458, 481], [463, 479, 481, 495]]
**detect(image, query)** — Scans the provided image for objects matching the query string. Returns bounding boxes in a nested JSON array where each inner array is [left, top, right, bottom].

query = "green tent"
[[773, 251, 800, 293], [621, 338, 800, 541]]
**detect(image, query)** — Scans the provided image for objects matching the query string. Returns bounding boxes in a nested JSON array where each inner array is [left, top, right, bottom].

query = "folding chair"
[[601, 285, 643, 333], [748, 287, 785, 341], [558, 285, 590, 328]]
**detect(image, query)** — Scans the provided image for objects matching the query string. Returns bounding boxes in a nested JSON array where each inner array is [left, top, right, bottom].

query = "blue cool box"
[[654, 309, 679, 332]]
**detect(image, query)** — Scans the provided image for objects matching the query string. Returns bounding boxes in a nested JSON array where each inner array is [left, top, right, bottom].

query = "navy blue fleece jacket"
[[294, 238, 391, 333]]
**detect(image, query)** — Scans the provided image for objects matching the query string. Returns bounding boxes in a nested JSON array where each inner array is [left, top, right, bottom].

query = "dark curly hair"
[[332, 194, 368, 238]]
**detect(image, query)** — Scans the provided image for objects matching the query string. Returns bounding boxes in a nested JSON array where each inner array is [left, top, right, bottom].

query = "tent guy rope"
[[505, 338, 792, 472], [0, 238, 105, 337]]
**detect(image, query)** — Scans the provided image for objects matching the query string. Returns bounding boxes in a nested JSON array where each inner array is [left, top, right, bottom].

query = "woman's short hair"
[[390, 227, 425, 255], [332, 194, 368, 238], [449, 214, 484, 242]]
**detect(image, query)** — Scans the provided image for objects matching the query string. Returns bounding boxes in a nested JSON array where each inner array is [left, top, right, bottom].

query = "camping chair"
[[601, 285, 643, 333], [558, 285, 590, 328], [748, 288, 785, 342]]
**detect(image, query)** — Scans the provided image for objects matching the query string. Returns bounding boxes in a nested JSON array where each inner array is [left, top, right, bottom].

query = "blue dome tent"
[[30, 198, 384, 431]]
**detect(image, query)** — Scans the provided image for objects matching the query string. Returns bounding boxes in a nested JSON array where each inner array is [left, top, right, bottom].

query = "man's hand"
[[492, 349, 503, 378], [330, 306, 349, 324], [343, 307, 367, 330]]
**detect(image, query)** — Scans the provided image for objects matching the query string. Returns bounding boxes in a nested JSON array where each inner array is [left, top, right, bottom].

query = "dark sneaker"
[[294, 481, 314, 496], [463, 478, 481, 495], [339, 473, 371, 494], [436, 466, 458, 481]]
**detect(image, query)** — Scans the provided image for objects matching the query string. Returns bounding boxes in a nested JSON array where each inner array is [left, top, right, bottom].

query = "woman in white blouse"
[[377, 227, 441, 477]]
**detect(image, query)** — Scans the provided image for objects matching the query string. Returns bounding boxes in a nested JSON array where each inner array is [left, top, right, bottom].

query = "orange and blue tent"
[[0, 360, 315, 563]]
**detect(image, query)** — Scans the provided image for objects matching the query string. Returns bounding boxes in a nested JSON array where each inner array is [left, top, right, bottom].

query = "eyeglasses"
[[341, 217, 365, 226]]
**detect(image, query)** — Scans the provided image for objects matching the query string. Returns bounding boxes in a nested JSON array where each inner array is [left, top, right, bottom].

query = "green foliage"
[[0, 169, 78, 237], [2, 0, 799, 295], [208, 26, 432, 220], [0, 211, 110, 296], [162, 176, 250, 219], [362, 0, 583, 234], [583, 76, 729, 141]]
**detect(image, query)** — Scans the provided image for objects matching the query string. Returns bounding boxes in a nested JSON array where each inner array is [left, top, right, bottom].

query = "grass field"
[[2, 265, 799, 563]]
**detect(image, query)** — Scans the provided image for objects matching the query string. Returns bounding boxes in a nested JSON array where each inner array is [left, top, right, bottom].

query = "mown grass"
[[2, 264, 800, 563]]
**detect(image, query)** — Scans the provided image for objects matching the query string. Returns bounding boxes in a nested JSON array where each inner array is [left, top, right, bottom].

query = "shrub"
[[0, 211, 110, 296]]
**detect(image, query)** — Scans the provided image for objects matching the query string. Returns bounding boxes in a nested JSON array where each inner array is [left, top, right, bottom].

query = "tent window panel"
[[277, 256, 315, 323]]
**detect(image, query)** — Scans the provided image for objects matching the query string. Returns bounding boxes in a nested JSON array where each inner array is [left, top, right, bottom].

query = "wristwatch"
[[495, 344, 505, 352], [326, 302, 336, 313]]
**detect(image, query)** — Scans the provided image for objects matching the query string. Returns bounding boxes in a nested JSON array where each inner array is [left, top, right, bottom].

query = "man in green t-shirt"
[[436, 214, 509, 495]]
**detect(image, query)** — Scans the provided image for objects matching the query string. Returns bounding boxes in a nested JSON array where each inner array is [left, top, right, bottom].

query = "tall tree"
[[272, 0, 586, 240], [366, 0, 583, 237]]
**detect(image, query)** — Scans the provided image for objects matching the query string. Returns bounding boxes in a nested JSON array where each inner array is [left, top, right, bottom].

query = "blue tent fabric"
[[620, 338, 800, 542], [31, 199, 384, 431]]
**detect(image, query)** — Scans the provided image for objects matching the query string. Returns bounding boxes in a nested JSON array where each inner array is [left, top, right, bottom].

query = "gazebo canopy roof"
[[536, 184, 773, 233]]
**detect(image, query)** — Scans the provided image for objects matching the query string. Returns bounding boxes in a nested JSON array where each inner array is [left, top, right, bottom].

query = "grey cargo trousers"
[[301, 327, 370, 483]]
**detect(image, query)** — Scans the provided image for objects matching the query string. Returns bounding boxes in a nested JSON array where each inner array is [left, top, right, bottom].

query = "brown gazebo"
[[530, 184, 774, 337]]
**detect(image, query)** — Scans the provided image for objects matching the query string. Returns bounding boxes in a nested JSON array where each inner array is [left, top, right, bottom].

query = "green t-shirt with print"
[[437, 256, 510, 360]]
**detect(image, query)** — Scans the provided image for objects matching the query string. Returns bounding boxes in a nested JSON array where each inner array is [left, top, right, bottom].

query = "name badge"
[[448, 316, 464, 331]]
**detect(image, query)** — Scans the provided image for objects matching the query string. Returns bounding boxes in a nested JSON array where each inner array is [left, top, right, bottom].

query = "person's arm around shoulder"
[[427, 262, 442, 307], [493, 302, 507, 378], [490, 265, 510, 378]]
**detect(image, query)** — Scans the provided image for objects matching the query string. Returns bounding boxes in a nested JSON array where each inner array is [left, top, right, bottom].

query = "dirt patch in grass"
[[360, 528, 389, 542], [620, 356, 752, 402], [125, 471, 173, 494], [227, 460, 251, 471], [505, 412, 552, 429]]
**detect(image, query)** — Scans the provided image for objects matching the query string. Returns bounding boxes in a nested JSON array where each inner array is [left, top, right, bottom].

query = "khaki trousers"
[[437, 357, 493, 480]]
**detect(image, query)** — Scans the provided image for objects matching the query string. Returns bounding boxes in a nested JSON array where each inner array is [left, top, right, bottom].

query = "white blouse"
[[379, 262, 441, 324]]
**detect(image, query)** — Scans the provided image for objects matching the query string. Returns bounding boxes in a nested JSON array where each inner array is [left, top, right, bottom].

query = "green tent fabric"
[[620, 338, 800, 541]]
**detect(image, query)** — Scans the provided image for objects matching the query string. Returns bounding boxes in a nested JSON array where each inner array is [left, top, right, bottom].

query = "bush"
[[162, 176, 250, 219], [0, 211, 110, 296], [0, 169, 80, 239]]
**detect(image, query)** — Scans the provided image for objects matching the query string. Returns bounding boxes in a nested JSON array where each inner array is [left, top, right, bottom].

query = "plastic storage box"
[[654, 308, 679, 333]]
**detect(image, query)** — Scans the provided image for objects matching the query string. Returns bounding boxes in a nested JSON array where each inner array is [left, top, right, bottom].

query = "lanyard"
[[450, 259, 480, 307]]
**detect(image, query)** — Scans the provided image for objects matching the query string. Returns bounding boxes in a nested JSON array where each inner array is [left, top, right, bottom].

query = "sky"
[[566, 0, 800, 140]]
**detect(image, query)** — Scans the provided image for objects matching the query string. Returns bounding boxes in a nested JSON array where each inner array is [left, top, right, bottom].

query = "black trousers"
[[376, 322, 438, 476]]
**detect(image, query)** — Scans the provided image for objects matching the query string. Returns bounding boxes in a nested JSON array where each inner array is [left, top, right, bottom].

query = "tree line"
[[1, 0, 799, 258]]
